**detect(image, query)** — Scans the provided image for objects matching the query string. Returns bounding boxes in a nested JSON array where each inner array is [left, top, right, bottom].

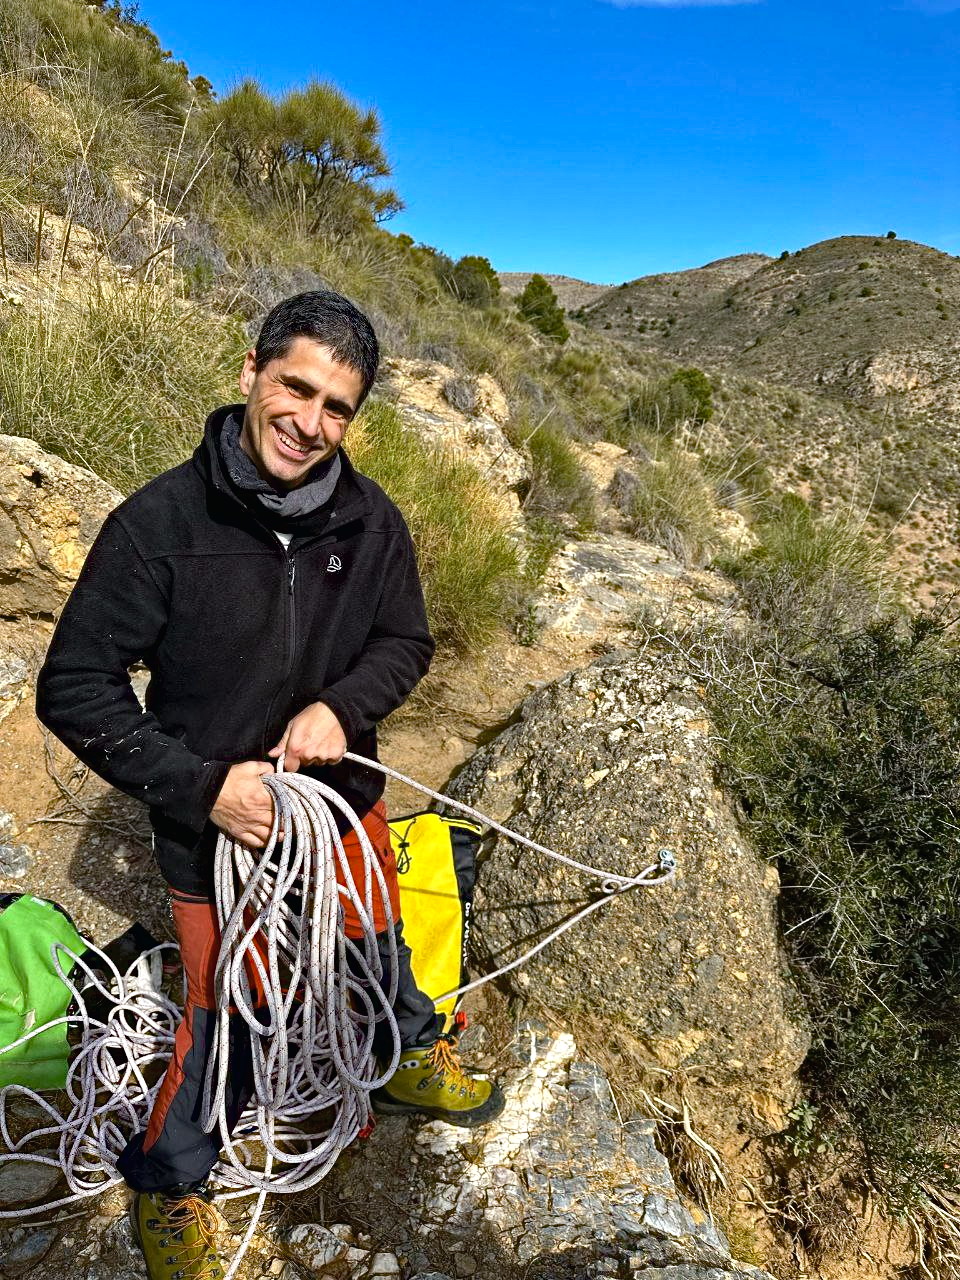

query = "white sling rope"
[[0, 753, 676, 1278]]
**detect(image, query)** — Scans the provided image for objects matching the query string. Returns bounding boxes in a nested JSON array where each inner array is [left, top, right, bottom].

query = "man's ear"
[[239, 350, 257, 396]]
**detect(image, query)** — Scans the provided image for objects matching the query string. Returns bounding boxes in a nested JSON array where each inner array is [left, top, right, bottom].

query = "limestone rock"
[[448, 650, 809, 1098], [0, 435, 121, 619], [0, 656, 29, 724], [535, 533, 740, 641], [0, 842, 31, 877], [0, 1226, 59, 1274], [379, 359, 529, 506], [328, 1027, 773, 1280], [282, 1222, 363, 1271]]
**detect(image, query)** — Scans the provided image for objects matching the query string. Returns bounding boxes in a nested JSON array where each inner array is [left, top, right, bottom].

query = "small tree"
[[667, 367, 713, 423], [517, 274, 568, 342], [440, 255, 500, 307], [886, 230, 897, 239], [208, 78, 400, 231]]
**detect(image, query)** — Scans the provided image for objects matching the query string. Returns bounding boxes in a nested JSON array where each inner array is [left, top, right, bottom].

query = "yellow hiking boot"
[[130, 1187, 226, 1280], [372, 1032, 505, 1128]]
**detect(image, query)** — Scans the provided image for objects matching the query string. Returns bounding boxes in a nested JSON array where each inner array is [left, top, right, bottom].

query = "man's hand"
[[210, 760, 275, 847], [269, 702, 348, 772]]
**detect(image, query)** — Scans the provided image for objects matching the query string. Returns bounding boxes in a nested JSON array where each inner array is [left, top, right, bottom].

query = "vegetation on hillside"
[[517, 273, 569, 343], [664, 501, 960, 1267], [0, 0, 604, 651]]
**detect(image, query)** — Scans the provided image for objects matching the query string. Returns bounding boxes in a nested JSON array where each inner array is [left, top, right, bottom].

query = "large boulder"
[[331, 1026, 775, 1280], [449, 649, 809, 1106], [0, 434, 121, 619]]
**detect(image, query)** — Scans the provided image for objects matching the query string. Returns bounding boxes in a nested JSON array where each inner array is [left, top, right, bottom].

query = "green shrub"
[[614, 366, 713, 445], [349, 401, 520, 652], [706, 442, 772, 510], [625, 448, 720, 564], [207, 78, 400, 233], [19, 0, 200, 115], [667, 367, 713, 422], [701, 609, 960, 1210], [437, 255, 500, 308], [508, 415, 596, 529], [721, 493, 892, 642]]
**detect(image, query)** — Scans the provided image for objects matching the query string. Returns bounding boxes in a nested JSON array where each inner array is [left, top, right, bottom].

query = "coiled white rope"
[[0, 753, 676, 1278]]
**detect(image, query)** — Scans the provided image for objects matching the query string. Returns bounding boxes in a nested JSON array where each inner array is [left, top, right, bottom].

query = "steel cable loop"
[[0, 752, 677, 1280]]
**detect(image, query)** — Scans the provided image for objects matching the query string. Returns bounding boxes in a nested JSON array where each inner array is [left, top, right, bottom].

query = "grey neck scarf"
[[219, 411, 341, 520]]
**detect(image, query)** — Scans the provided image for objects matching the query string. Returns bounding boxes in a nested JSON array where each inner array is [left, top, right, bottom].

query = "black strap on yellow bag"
[[388, 811, 481, 1032]]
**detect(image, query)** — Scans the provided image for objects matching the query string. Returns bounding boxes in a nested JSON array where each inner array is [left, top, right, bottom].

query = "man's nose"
[[292, 403, 324, 439]]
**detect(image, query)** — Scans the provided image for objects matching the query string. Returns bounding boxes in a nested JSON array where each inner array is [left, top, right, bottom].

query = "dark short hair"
[[254, 290, 380, 406]]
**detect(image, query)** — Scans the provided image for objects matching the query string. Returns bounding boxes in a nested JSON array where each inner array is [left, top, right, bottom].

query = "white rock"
[[368, 1252, 401, 1277], [283, 1223, 351, 1269]]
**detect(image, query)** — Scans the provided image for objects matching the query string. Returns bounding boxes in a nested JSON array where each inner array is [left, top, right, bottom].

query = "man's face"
[[238, 337, 366, 490]]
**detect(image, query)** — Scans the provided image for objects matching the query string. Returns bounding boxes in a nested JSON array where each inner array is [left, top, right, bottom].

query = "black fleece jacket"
[[35, 404, 435, 893]]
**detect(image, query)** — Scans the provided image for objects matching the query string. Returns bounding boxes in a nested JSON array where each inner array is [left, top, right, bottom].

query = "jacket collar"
[[194, 403, 373, 539]]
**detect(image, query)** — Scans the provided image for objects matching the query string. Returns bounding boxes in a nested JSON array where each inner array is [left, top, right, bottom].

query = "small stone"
[[453, 1254, 477, 1277], [0, 1226, 58, 1273], [0, 1160, 62, 1206], [268, 1260, 285, 1275], [368, 1251, 400, 1277], [0, 844, 31, 877], [282, 1223, 351, 1270], [328, 1223, 355, 1243]]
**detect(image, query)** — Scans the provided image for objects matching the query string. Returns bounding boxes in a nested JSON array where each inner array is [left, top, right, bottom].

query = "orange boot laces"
[[426, 1034, 477, 1097], [162, 1195, 223, 1279]]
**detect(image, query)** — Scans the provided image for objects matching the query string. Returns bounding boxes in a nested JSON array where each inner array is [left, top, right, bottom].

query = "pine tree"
[[517, 274, 569, 342]]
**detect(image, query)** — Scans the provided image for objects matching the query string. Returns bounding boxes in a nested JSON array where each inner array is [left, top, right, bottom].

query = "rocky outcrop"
[[534, 534, 739, 641], [1, 1027, 775, 1280], [329, 1025, 775, 1280], [379, 359, 529, 520], [449, 650, 809, 1108], [0, 436, 120, 727], [0, 434, 120, 619]]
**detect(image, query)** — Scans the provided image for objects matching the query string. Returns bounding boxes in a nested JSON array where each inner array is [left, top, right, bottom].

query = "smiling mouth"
[[273, 424, 312, 458]]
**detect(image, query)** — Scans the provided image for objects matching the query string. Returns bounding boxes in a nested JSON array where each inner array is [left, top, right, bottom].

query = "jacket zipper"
[[261, 544, 298, 757], [286, 553, 297, 665]]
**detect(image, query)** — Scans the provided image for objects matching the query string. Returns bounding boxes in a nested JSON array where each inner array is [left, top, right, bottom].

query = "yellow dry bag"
[[388, 811, 481, 1031]]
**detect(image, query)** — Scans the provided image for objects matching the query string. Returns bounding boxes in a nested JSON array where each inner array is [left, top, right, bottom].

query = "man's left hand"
[[269, 701, 348, 772]]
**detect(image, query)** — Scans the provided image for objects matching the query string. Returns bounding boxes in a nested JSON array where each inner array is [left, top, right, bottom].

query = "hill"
[[581, 236, 960, 414], [498, 271, 614, 311]]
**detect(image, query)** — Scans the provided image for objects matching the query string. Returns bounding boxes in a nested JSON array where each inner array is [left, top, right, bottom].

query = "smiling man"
[[36, 291, 503, 1280]]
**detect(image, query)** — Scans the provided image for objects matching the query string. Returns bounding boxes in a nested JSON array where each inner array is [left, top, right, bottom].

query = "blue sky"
[[139, 0, 960, 282]]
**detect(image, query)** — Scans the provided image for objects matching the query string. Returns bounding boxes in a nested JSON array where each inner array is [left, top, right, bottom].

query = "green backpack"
[[0, 893, 85, 1089]]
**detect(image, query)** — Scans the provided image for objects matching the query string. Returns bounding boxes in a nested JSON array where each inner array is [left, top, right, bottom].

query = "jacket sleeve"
[[314, 521, 435, 743], [35, 513, 230, 830]]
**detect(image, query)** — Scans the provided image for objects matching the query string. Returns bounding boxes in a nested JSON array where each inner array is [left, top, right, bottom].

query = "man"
[[36, 291, 503, 1280]]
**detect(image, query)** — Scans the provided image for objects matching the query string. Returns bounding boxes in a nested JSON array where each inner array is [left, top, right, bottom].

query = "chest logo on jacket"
[[326, 555, 342, 574]]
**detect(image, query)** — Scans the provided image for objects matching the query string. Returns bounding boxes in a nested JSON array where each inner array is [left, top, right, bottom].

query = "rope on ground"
[[0, 753, 676, 1278]]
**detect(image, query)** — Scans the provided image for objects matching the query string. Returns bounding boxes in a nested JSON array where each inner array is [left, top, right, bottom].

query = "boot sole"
[[370, 1084, 506, 1128]]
